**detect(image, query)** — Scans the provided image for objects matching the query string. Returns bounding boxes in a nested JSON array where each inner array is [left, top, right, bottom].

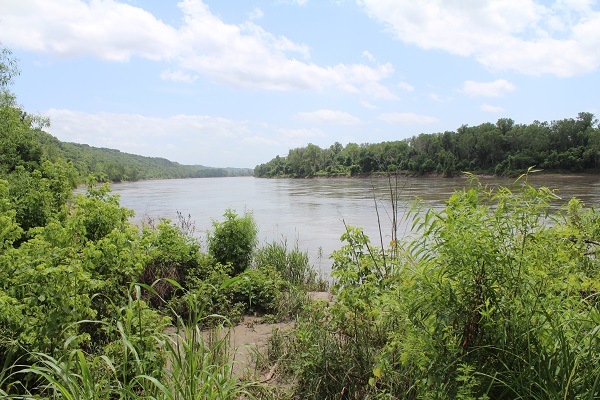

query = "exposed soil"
[[229, 315, 293, 377], [229, 291, 334, 377], [165, 291, 334, 380]]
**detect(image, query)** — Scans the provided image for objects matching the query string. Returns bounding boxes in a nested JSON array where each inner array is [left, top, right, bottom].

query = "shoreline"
[[260, 169, 600, 180]]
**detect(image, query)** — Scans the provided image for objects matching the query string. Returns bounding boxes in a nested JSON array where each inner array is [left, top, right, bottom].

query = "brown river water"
[[107, 174, 600, 276]]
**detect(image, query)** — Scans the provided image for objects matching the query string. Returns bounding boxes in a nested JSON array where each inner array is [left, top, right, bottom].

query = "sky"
[[2, 0, 600, 168]]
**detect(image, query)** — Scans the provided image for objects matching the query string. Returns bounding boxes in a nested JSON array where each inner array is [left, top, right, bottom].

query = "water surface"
[[107, 174, 600, 275]]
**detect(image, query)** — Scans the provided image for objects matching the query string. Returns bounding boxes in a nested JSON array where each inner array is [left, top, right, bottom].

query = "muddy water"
[[107, 174, 600, 276]]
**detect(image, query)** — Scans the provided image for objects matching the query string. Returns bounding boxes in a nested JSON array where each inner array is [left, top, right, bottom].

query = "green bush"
[[207, 209, 258, 276], [254, 238, 319, 288], [226, 265, 286, 315], [139, 219, 201, 306], [168, 267, 243, 326]]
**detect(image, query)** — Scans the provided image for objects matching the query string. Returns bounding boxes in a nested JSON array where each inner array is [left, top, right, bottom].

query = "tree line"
[[254, 113, 600, 178], [4, 118, 253, 185], [35, 130, 253, 183]]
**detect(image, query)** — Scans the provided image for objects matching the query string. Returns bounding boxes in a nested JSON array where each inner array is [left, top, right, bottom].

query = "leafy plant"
[[226, 266, 286, 315], [139, 218, 201, 306], [266, 177, 600, 399], [207, 209, 258, 276]]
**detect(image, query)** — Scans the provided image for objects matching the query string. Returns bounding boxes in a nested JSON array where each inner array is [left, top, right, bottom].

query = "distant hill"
[[36, 130, 254, 182]]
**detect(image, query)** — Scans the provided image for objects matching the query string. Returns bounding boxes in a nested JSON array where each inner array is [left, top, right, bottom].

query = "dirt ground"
[[164, 291, 334, 380], [228, 291, 334, 377]]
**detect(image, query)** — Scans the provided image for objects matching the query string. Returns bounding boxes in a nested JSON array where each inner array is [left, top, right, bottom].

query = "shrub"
[[226, 265, 286, 315], [168, 267, 243, 326], [269, 177, 600, 399], [139, 219, 201, 306], [207, 209, 258, 276]]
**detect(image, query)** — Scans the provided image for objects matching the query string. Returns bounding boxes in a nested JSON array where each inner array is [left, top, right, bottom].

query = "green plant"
[[226, 265, 286, 315], [139, 219, 201, 306], [264, 176, 600, 399], [254, 238, 318, 288], [207, 209, 258, 276], [21, 348, 118, 400], [168, 268, 243, 326]]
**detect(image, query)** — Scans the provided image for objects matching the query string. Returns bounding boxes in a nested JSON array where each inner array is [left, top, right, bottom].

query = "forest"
[[254, 113, 600, 178], [49, 139, 254, 182], [2, 46, 600, 399]]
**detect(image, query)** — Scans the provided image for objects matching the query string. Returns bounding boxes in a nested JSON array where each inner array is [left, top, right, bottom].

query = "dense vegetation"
[[1, 47, 321, 398], [254, 113, 600, 178]]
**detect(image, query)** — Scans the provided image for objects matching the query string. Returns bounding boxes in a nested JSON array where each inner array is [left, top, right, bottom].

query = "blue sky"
[[2, 0, 600, 168]]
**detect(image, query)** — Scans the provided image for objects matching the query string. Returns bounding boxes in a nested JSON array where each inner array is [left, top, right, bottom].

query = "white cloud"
[[295, 109, 361, 125], [160, 69, 198, 83], [359, 0, 600, 76], [1, 0, 394, 96], [361, 100, 377, 109], [397, 81, 414, 91], [461, 79, 516, 97], [480, 104, 505, 113], [248, 7, 264, 20], [378, 112, 438, 125], [1, 0, 180, 61], [429, 93, 452, 102], [362, 50, 376, 62]]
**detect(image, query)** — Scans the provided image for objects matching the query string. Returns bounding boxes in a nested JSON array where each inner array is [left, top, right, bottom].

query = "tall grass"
[[254, 237, 328, 291]]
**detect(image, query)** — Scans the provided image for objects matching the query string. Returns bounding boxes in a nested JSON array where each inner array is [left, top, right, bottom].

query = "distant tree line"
[[37, 132, 254, 183], [254, 112, 600, 178]]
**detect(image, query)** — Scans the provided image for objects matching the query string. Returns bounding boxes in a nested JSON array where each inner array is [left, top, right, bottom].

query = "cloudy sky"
[[2, 0, 599, 168]]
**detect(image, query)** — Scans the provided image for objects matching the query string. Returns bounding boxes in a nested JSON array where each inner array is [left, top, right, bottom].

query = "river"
[[106, 174, 600, 276]]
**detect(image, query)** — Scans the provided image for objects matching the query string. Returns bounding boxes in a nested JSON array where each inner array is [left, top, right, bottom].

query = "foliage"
[[226, 265, 287, 315], [139, 219, 201, 306], [208, 209, 258, 276], [168, 266, 240, 326], [10, 291, 264, 400], [254, 237, 324, 289], [0, 179, 22, 248], [0, 47, 19, 88], [51, 140, 254, 183], [0, 46, 311, 399], [254, 113, 600, 178]]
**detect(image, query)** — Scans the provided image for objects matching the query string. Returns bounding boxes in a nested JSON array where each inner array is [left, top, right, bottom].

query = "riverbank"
[[261, 168, 600, 180]]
